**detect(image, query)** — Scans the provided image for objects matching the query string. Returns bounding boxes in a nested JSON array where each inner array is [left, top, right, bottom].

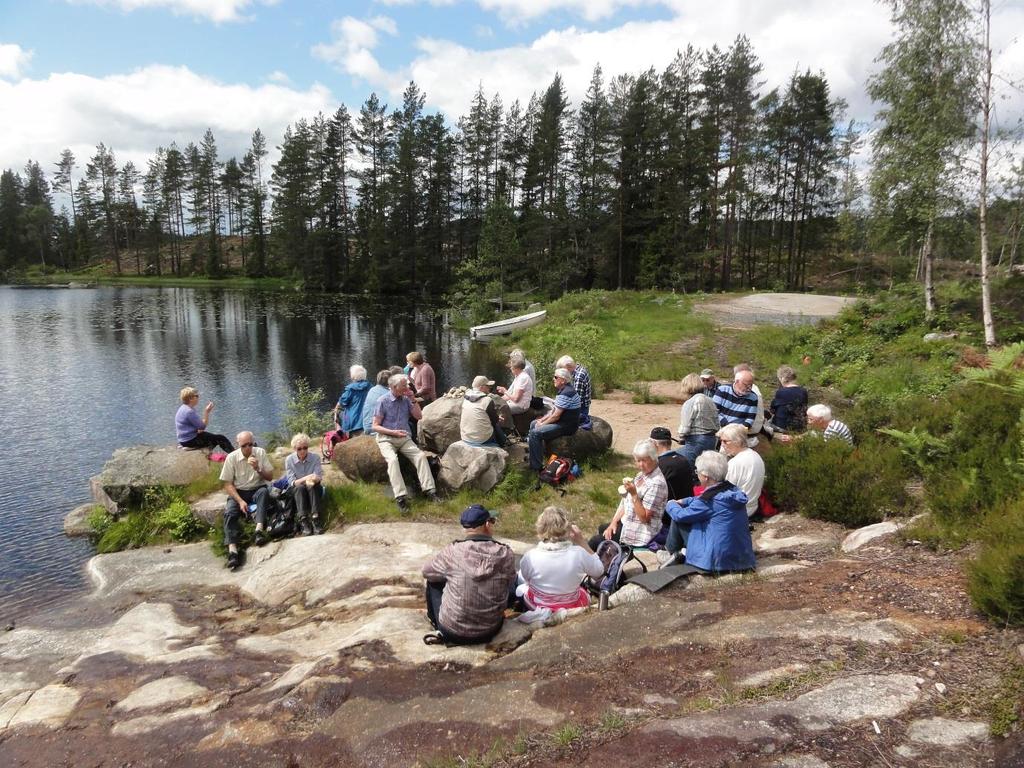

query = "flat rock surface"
[[0, 516, 1019, 768]]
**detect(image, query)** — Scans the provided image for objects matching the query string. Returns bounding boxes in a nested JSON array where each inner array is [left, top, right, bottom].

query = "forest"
[[0, 0, 1021, 310]]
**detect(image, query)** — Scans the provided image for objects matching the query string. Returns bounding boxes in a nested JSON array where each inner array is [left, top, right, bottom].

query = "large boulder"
[[332, 435, 387, 483], [438, 442, 508, 493], [419, 393, 512, 455], [548, 415, 614, 460], [63, 503, 97, 537], [90, 446, 214, 515]]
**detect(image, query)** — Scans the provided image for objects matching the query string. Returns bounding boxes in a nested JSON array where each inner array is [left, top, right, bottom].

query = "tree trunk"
[[923, 218, 936, 319], [978, 0, 996, 347]]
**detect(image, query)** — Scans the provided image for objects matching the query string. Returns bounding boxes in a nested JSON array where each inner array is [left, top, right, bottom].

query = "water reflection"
[[0, 286, 505, 622]]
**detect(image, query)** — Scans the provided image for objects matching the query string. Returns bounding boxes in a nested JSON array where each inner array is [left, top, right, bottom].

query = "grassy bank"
[[7, 265, 296, 291]]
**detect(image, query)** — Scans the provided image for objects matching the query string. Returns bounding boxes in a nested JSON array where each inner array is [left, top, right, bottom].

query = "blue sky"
[[1, 0, 1022, 182]]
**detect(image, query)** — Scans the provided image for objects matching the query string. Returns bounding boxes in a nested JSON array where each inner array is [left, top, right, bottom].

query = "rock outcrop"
[[332, 435, 388, 483], [438, 441, 508, 492], [547, 414, 614, 460], [419, 394, 512, 455], [62, 503, 96, 537], [89, 445, 214, 515]]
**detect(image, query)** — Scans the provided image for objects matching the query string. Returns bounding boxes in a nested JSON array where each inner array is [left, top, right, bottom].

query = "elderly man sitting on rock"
[[776, 404, 854, 446], [460, 375, 508, 448], [373, 373, 439, 514], [527, 367, 581, 471], [422, 504, 517, 646], [556, 355, 592, 429], [221, 431, 274, 570], [588, 438, 669, 551], [661, 450, 756, 573]]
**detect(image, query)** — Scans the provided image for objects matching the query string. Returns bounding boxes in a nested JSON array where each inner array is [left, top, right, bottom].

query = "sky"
[[1, 0, 1023, 187]]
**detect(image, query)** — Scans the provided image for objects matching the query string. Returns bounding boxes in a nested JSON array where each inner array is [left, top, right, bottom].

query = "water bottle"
[[248, 503, 258, 514], [598, 591, 609, 611]]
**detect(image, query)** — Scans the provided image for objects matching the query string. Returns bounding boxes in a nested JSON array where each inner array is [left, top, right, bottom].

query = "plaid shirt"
[[618, 467, 669, 546], [422, 535, 516, 638], [572, 364, 592, 414]]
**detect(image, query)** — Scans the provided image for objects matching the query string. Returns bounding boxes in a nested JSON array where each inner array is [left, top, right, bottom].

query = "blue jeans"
[[678, 433, 717, 465], [665, 519, 691, 555], [528, 421, 573, 470]]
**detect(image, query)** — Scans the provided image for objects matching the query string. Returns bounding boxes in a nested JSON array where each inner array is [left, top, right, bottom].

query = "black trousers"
[[180, 431, 233, 454], [424, 581, 514, 645]]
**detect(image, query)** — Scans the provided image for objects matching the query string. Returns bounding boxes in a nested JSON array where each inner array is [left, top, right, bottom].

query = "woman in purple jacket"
[[175, 386, 233, 454]]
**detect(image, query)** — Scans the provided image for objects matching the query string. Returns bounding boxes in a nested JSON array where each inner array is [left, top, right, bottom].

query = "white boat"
[[470, 309, 547, 339]]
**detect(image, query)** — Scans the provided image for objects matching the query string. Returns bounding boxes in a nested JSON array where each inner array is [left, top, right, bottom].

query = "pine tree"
[[86, 143, 122, 273]]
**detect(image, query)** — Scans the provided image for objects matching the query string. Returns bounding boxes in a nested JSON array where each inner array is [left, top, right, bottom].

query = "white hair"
[[807, 403, 833, 422], [388, 373, 409, 389], [554, 367, 572, 382], [556, 355, 575, 368], [695, 450, 729, 482], [290, 433, 310, 450], [350, 364, 367, 381], [717, 423, 749, 446], [632, 438, 658, 461]]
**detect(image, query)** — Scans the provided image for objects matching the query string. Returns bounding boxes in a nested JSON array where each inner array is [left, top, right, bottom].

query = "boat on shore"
[[470, 309, 546, 339]]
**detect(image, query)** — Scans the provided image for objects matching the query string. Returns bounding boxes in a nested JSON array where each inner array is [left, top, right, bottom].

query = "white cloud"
[[312, 15, 402, 88], [382, 0, 892, 123], [0, 65, 334, 174], [0, 44, 33, 80], [67, 0, 267, 24], [266, 69, 291, 84], [477, 0, 652, 24]]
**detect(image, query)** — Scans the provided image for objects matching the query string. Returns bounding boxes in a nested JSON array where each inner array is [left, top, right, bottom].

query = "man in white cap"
[[700, 368, 720, 399], [460, 375, 507, 447]]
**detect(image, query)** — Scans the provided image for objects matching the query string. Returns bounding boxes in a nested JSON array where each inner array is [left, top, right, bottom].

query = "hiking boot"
[[226, 551, 241, 570], [311, 519, 323, 535], [424, 490, 440, 503], [396, 496, 411, 514], [299, 521, 314, 536], [253, 530, 268, 547]]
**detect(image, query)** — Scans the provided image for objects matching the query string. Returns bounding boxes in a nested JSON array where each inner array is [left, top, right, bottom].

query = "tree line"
[[0, 2, 1021, 337]]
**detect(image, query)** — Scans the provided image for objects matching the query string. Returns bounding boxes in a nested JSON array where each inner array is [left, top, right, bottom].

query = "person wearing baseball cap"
[[650, 426, 696, 503], [460, 375, 508, 447], [699, 368, 719, 399], [422, 504, 517, 645]]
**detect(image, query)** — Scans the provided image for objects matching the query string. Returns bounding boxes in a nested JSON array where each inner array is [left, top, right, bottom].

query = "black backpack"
[[538, 455, 575, 495]]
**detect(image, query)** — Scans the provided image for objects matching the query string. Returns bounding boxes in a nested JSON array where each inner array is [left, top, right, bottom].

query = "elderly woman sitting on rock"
[[175, 386, 233, 455], [661, 450, 756, 573], [518, 506, 604, 619], [285, 432, 324, 536], [588, 438, 669, 551]]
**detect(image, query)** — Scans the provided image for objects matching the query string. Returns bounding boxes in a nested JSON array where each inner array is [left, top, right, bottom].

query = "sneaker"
[[396, 496, 411, 514], [253, 530, 268, 547], [226, 551, 241, 570], [659, 551, 686, 569]]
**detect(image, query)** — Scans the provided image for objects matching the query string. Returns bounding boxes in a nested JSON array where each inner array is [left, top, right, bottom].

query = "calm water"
[[0, 286, 504, 622]]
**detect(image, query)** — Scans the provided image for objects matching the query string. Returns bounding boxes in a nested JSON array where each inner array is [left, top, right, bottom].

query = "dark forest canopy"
[[0, 31, 1020, 301]]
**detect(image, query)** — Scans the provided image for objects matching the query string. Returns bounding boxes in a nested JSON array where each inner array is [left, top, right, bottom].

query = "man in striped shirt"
[[712, 369, 759, 429], [777, 404, 854, 446], [557, 355, 592, 428], [527, 368, 581, 470]]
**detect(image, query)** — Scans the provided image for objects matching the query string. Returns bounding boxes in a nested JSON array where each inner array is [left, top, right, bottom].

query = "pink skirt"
[[524, 586, 591, 610]]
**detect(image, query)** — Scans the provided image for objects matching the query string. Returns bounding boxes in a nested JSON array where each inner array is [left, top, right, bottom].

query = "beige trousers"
[[375, 434, 435, 499]]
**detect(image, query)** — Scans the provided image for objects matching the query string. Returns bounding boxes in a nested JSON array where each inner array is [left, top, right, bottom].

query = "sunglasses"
[[296, 446, 309, 451]]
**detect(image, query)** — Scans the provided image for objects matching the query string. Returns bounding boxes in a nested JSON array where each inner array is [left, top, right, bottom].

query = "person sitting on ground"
[[460, 375, 508, 448], [589, 439, 669, 551], [334, 364, 372, 438], [652, 427, 697, 502], [717, 423, 765, 518], [661, 450, 756, 573], [497, 358, 534, 415], [175, 386, 233, 455], [422, 504, 517, 645], [518, 506, 604, 614], [778, 404, 853, 445], [220, 431, 274, 570], [406, 351, 437, 406], [556, 355, 592, 428], [373, 373, 439, 513], [768, 365, 808, 433], [361, 369, 393, 436], [712, 368, 759, 430], [734, 363, 771, 444], [285, 432, 324, 536], [510, 349, 536, 391], [677, 373, 720, 464], [527, 368, 581, 471], [699, 368, 720, 399]]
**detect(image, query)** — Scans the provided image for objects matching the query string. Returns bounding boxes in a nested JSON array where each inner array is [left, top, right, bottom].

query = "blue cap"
[[460, 504, 497, 528]]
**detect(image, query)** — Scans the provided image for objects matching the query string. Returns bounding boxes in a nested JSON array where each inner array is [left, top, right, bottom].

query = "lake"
[[0, 285, 506, 623]]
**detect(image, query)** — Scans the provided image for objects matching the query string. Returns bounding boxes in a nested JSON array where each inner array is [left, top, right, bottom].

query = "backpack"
[[586, 539, 633, 596], [538, 455, 575, 495], [267, 485, 296, 539], [321, 429, 346, 462]]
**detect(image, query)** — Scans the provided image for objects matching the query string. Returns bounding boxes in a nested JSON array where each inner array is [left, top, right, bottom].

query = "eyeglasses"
[[239, 442, 253, 448], [296, 446, 309, 451]]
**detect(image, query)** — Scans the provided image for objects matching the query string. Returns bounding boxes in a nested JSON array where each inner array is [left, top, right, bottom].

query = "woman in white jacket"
[[518, 506, 605, 611]]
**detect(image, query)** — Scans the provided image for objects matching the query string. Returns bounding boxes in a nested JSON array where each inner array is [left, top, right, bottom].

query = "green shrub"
[[87, 506, 112, 538], [96, 513, 156, 553], [967, 497, 1024, 626], [765, 436, 910, 527], [154, 499, 208, 542], [283, 376, 332, 438]]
